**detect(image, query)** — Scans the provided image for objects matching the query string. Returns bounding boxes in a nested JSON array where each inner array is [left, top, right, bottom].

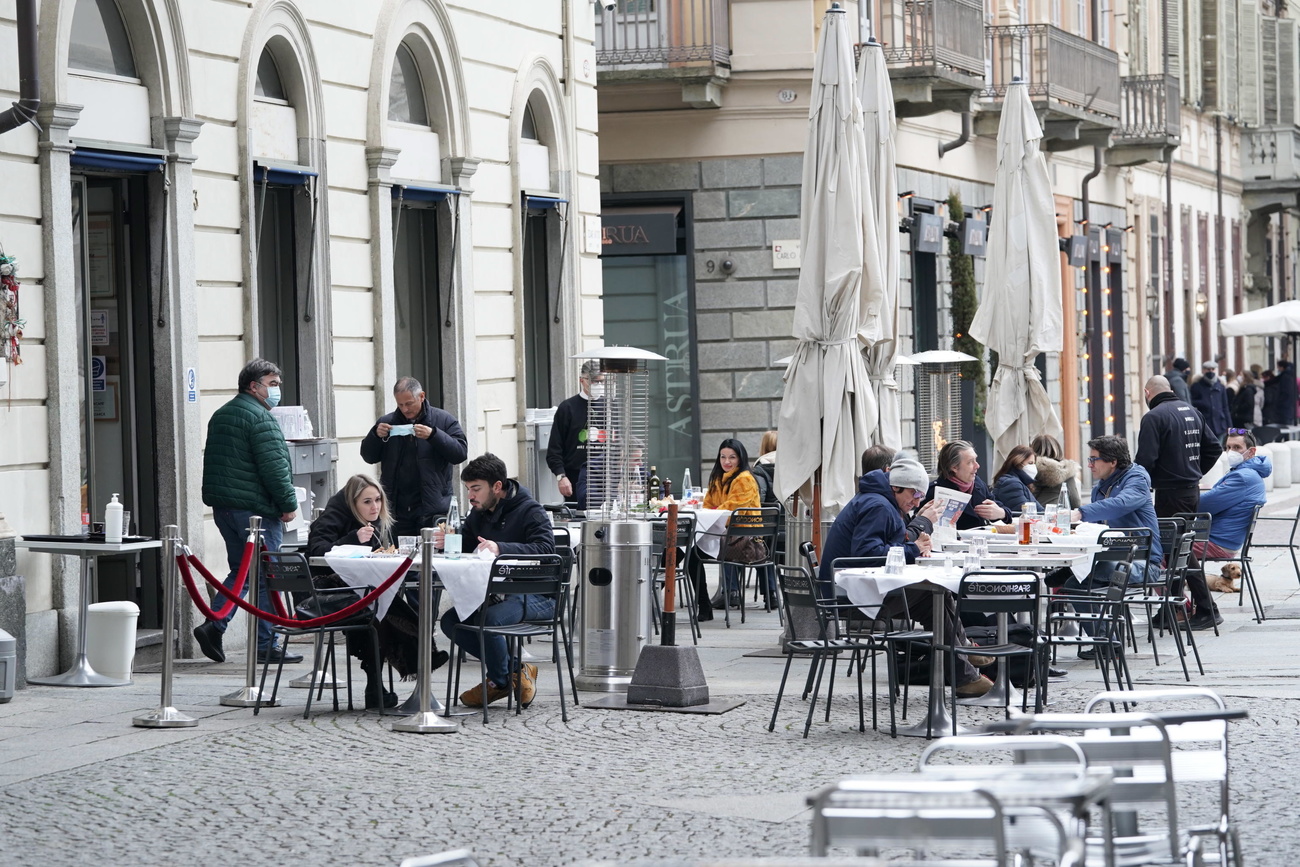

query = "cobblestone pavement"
[[4, 499, 1300, 866]]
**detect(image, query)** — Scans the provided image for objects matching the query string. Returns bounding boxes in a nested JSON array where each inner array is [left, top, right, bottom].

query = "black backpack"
[[751, 461, 778, 506]]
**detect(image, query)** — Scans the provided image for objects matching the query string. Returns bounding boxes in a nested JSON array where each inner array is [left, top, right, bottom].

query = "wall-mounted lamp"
[[1145, 283, 1160, 319], [898, 190, 915, 200], [1194, 291, 1209, 320]]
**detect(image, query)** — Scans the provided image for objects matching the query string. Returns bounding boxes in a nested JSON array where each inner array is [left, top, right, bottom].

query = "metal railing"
[[984, 24, 1120, 120], [871, 0, 985, 79], [1245, 126, 1300, 181], [595, 0, 730, 69], [1116, 74, 1180, 140]]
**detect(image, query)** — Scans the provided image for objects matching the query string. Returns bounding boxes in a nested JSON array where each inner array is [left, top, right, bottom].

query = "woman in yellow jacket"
[[689, 438, 761, 617]]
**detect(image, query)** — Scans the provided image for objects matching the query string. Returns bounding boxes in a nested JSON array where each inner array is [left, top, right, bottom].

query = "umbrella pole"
[[812, 469, 823, 559]]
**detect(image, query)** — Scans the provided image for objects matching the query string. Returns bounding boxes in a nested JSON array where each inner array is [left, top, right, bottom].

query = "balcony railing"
[[984, 24, 1120, 120], [1116, 74, 1180, 140], [1245, 126, 1300, 182], [595, 0, 730, 70], [872, 0, 985, 80]]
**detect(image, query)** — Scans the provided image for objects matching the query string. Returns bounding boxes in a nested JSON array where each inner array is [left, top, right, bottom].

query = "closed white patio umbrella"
[[774, 3, 877, 544], [969, 80, 1064, 469], [858, 39, 902, 449]]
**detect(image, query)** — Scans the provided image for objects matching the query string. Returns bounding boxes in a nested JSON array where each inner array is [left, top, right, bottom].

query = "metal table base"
[[896, 584, 971, 738]]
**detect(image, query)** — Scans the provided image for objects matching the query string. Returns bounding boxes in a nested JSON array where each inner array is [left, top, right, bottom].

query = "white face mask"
[[1021, 463, 1038, 480], [587, 382, 605, 400], [1224, 451, 1245, 468]]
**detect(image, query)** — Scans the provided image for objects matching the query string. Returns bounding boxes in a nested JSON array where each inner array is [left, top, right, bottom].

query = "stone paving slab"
[[1, 491, 1299, 866]]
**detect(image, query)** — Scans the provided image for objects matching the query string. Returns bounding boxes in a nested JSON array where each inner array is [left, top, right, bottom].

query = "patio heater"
[[910, 350, 977, 474], [574, 346, 666, 693]]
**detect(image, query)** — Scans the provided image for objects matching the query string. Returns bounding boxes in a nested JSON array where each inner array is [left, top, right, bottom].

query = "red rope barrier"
[[178, 553, 413, 629], [183, 543, 253, 623]]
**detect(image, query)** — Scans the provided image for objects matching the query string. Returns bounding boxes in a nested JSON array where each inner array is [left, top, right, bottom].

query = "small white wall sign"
[[772, 240, 801, 270]]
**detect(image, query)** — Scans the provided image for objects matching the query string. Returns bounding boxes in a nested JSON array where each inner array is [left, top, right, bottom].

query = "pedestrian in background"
[[1136, 375, 1222, 517], [1189, 361, 1231, 440], [1165, 357, 1193, 403]]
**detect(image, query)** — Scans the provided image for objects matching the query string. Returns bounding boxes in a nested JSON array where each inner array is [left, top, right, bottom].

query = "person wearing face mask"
[[546, 361, 604, 508], [991, 445, 1041, 517], [195, 358, 302, 666], [1135, 375, 1221, 521], [1189, 361, 1232, 439], [1190, 429, 1271, 629]]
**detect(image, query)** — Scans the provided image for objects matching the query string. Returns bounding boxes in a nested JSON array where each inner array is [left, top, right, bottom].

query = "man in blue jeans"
[[437, 453, 556, 707], [194, 359, 302, 665]]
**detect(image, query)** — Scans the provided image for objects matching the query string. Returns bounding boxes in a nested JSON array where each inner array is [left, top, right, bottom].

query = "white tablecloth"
[[834, 566, 962, 617], [917, 550, 1092, 578], [320, 550, 494, 622], [687, 508, 732, 558]]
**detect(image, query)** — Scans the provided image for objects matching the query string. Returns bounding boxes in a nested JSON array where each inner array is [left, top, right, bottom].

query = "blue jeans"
[[440, 594, 556, 687], [212, 508, 281, 650]]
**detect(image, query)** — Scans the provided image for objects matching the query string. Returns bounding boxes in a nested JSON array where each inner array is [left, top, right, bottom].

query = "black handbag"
[[294, 590, 372, 627]]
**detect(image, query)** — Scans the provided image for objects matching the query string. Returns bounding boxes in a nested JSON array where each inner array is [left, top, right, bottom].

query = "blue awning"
[[525, 194, 567, 209], [392, 184, 457, 204], [71, 149, 165, 172], [253, 164, 318, 186]]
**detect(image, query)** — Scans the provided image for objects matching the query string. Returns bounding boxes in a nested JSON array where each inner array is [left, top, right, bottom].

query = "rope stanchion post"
[[133, 525, 197, 728], [220, 515, 280, 708], [391, 527, 458, 733]]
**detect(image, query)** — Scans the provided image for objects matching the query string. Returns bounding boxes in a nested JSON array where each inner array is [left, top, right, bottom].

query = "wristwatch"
[[556, 474, 567, 482]]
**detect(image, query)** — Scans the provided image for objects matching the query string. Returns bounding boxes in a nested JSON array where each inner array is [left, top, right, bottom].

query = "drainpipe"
[[0, 0, 40, 135], [1081, 146, 1104, 433], [938, 111, 972, 159]]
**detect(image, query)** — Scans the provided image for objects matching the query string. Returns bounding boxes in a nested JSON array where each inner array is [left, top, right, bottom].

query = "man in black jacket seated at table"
[[361, 376, 468, 539], [436, 453, 556, 708]]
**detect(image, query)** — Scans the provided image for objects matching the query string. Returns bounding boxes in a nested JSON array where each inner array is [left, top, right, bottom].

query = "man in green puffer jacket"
[[194, 358, 302, 665]]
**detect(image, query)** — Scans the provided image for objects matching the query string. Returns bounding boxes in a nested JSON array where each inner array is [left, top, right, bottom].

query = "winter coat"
[[360, 401, 467, 519], [1197, 454, 1271, 551], [1078, 463, 1164, 565], [1032, 455, 1082, 510], [819, 471, 919, 583], [922, 474, 1010, 530], [1231, 384, 1259, 429], [1135, 391, 1222, 489], [201, 392, 298, 519], [1263, 377, 1283, 425], [306, 489, 386, 558], [993, 468, 1039, 517], [1189, 375, 1232, 438], [456, 481, 556, 557], [1164, 368, 1192, 403], [1279, 364, 1300, 425], [703, 470, 761, 512], [750, 454, 778, 506]]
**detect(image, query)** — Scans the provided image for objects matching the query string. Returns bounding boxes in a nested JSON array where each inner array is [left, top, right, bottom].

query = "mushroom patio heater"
[[911, 350, 977, 474], [574, 346, 666, 692]]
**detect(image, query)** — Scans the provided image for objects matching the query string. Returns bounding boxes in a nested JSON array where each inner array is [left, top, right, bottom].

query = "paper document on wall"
[[931, 486, 972, 529]]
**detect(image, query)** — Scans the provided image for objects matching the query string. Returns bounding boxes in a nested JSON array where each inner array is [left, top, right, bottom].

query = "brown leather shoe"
[[956, 675, 994, 698], [459, 679, 512, 708], [966, 653, 996, 668], [516, 664, 538, 706]]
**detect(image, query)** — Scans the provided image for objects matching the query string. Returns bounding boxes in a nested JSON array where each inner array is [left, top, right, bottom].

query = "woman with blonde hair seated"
[[308, 473, 447, 709]]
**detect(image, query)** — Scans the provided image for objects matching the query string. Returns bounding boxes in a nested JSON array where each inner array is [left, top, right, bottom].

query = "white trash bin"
[[1272, 443, 1292, 489], [85, 601, 139, 683], [0, 628, 15, 702]]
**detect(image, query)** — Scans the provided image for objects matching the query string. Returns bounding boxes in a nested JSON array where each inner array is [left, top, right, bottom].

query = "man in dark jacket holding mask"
[[1136, 375, 1222, 518], [361, 376, 468, 538], [1189, 361, 1232, 439], [437, 453, 557, 709], [819, 459, 993, 698]]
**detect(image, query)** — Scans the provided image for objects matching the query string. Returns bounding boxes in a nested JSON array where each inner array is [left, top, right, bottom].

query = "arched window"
[[388, 43, 430, 126], [521, 102, 539, 141], [255, 49, 287, 101], [69, 0, 137, 78]]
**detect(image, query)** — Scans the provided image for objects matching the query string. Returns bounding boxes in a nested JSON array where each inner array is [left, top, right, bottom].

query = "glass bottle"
[[647, 466, 661, 502]]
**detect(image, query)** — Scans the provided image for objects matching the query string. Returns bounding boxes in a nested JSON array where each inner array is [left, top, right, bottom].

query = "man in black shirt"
[[546, 361, 602, 507], [360, 376, 468, 538]]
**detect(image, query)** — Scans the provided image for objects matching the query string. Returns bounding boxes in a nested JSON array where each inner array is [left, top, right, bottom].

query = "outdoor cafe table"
[[683, 507, 731, 558], [835, 565, 965, 737], [312, 551, 494, 621]]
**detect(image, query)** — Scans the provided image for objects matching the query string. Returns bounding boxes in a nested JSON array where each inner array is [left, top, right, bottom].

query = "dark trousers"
[[1154, 486, 1216, 614]]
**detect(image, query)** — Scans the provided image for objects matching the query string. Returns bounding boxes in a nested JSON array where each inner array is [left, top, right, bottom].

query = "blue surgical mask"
[[264, 385, 282, 409]]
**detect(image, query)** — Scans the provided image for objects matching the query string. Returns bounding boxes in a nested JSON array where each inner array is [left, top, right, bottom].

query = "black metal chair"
[[446, 554, 577, 724], [1043, 561, 1135, 696], [1130, 526, 1202, 679], [1195, 504, 1267, 622], [1172, 511, 1219, 636], [256, 551, 383, 718], [938, 571, 1044, 735], [1245, 502, 1300, 586], [714, 506, 781, 627]]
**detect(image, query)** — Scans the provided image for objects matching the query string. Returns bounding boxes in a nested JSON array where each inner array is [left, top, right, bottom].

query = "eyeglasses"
[[1227, 428, 1251, 436], [1086, 456, 1110, 464]]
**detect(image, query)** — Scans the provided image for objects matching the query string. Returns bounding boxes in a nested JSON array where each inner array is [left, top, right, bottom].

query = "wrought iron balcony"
[[979, 23, 1120, 150], [1108, 74, 1181, 166], [596, 0, 730, 89], [1243, 126, 1300, 214], [870, 0, 986, 117]]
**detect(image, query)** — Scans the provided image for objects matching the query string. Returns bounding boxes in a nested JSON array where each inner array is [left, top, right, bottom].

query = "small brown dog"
[[1208, 563, 1241, 593]]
